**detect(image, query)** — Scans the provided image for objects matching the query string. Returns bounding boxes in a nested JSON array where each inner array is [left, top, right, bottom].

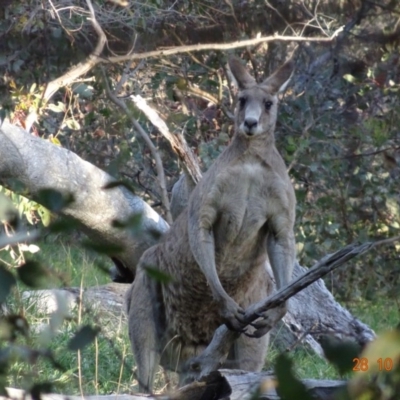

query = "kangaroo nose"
[[244, 118, 258, 130]]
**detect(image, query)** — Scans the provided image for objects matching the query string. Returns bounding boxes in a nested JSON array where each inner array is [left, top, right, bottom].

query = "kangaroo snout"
[[244, 118, 258, 134]]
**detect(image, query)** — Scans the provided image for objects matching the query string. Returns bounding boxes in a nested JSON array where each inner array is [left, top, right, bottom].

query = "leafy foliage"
[[17, 260, 52, 289], [0, 203, 132, 394], [347, 329, 400, 400], [67, 326, 100, 351], [0, 266, 16, 303], [275, 354, 314, 400]]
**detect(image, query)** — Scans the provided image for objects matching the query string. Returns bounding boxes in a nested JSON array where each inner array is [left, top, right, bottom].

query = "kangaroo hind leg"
[[233, 332, 269, 371], [126, 257, 164, 393]]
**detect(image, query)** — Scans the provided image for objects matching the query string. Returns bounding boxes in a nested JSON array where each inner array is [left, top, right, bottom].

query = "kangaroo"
[[126, 55, 296, 392]]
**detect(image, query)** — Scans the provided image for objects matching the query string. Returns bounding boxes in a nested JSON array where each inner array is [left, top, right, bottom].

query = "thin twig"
[[102, 73, 173, 224], [325, 145, 400, 161]]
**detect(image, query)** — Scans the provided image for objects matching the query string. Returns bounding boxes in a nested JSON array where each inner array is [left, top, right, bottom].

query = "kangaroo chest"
[[209, 161, 288, 251]]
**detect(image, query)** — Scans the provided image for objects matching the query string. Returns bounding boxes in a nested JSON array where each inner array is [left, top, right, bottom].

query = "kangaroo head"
[[228, 56, 294, 138]]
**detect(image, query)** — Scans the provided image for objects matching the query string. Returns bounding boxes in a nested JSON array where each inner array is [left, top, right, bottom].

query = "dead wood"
[[130, 95, 202, 186], [21, 283, 130, 318]]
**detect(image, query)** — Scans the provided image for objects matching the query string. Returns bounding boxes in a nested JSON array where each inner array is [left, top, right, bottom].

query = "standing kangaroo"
[[126, 56, 296, 392]]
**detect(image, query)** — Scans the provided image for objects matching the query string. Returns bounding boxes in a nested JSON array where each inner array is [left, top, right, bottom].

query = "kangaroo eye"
[[264, 100, 273, 110], [238, 97, 247, 108]]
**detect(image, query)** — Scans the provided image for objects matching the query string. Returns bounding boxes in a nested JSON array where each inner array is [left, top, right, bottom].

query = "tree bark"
[[0, 122, 375, 358]]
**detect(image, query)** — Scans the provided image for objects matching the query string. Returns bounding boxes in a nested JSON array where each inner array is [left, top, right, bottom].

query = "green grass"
[[1, 237, 398, 395], [30, 237, 111, 287], [346, 300, 399, 334], [1, 236, 135, 395], [266, 297, 399, 382]]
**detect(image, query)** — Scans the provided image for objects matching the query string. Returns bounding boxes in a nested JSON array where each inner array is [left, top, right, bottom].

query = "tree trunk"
[[0, 122, 375, 356], [0, 121, 169, 281]]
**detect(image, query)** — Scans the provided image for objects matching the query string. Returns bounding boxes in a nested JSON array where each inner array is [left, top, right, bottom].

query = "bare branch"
[[42, 0, 106, 102], [36, 27, 347, 112], [186, 236, 400, 377], [243, 239, 397, 324], [130, 95, 202, 185], [106, 30, 344, 64]]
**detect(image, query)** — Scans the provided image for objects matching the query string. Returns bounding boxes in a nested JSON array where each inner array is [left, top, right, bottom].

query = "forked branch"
[[185, 236, 400, 378], [43, 0, 106, 102]]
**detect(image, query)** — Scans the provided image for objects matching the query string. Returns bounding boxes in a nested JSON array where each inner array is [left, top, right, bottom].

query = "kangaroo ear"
[[228, 57, 256, 89], [262, 58, 295, 94]]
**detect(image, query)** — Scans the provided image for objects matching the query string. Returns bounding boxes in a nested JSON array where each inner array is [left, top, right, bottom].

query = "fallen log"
[[2, 371, 346, 400]]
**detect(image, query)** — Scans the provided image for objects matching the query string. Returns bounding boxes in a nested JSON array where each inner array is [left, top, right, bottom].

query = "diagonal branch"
[[130, 95, 202, 185], [185, 236, 400, 378], [43, 0, 106, 102]]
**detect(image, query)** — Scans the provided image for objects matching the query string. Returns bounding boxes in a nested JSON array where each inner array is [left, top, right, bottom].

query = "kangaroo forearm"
[[268, 239, 295, 289], [189, 227, 230, 302]]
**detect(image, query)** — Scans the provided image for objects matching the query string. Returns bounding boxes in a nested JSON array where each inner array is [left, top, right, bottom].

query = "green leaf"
[[48, 218, 79, 233], [99, 108, 112, 118], [47, 102, 66, 113], [320, 335, 361, 375], [343, 74, 356, 83], [144, 266, 173, 284], [0, 315, 29, 340], [275, 353, 314, 400], [35, 189, 74, 213], [68, 325, 100, 351], [17, 261, 50, 288], [0, 266, 16, 303], [361, 329, 400, 374], [37, 205, 51, 227], [65, 119, 80, 130], [81, 240, 124, 255], [102, 180, 136, 194], [0, 193, 18, 226], [72, 83, 94, 99], [30, 382, 53, 400], [112, 213, 143, 234]]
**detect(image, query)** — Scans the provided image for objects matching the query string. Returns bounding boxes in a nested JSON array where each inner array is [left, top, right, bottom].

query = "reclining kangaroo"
[[126, 55, 296, 392]]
